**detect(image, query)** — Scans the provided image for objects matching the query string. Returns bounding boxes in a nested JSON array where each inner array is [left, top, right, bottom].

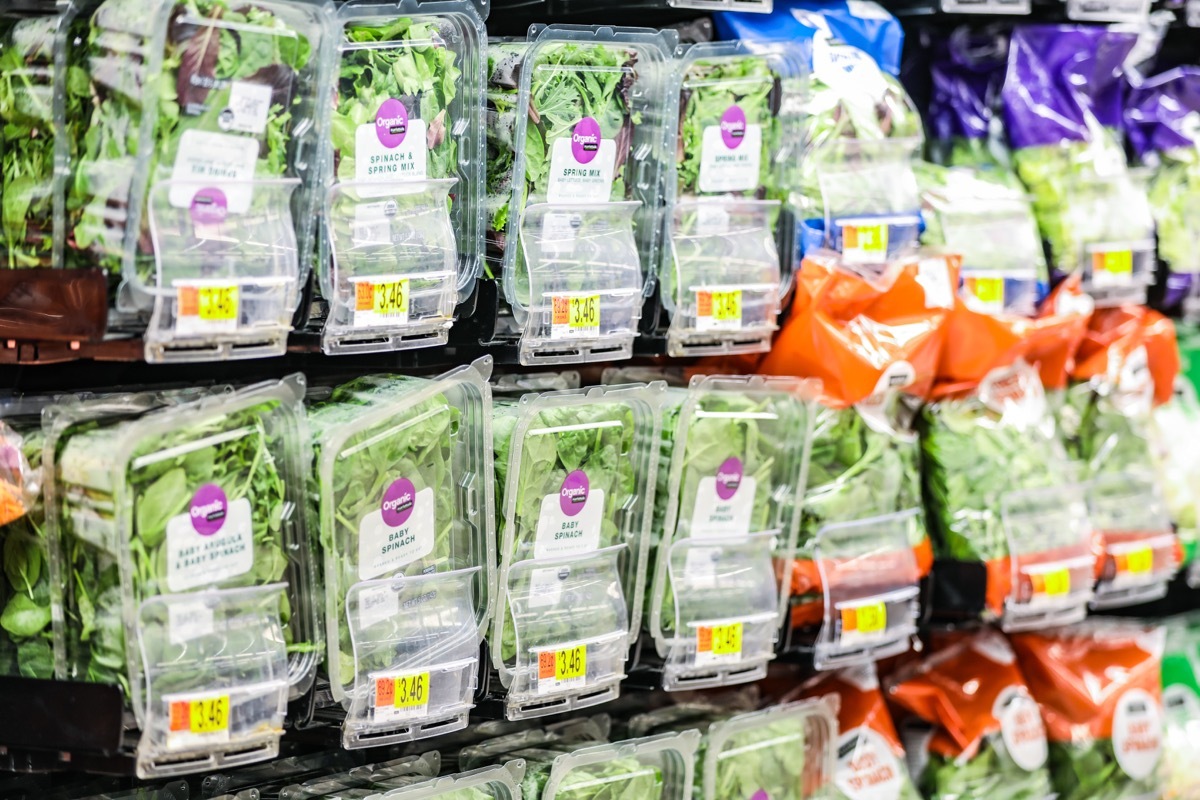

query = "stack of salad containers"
[[307, 360, 495, 748], [63, 0, 334, 362], [488, 25, 674, 366], [490, 382, 663, 718], [645, 374, 816, 690], [43, 377, 320, 778], [658, 41, 803, 358], [319, 0, 488, 355]]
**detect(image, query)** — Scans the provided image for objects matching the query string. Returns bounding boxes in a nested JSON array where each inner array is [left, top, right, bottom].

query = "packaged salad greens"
[[491, 382, 663, 719], [484, 38, 526, 284], [1003, 26, 1155, 306], [494, 25, 675, 366], [319, 0, 488, 356], [1061, 306, 1182, 608], [658, 41, 803, 358], [888, 629, 1054, 800], [1149, 379, 1200, 574], [646, 374, 816, 690], [365, 763, 527, 800], [1161, 616, 1200, 800], [794, 664, 922, 800], [510, 731, 699, 800], [921, 360, 1095, 630], [1011, 623, 1166, 800], [44, 377, 319, 778], [263, 752, 440, 800], [307, 360, 495, 748], [66, 0, 334, 361], [926, 27, 1011, 175]]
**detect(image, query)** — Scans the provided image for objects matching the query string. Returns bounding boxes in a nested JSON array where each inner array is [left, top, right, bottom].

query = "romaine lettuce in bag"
[[887, 629, 1054, 800], [1011, 623, 1167, 800]]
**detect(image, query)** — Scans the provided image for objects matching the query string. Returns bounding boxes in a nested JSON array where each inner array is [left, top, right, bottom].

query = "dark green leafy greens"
[[1054, 385, 1155, 479], [1046, 740, 1160, 800], [922, 745, 1055, 800], [519, 748, 662, 800]]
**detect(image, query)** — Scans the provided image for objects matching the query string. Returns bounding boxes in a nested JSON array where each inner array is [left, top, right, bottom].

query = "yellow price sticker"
[[1118, 546, 1154, 576], [170, 694, 229, 735], [844, 223, 888, 262], [372, 279, 410, 318], [697, 622, 743, 662], [373, 671, 431, 720], [1093, 250, 1134, 277], [1033, 568, 1072, 597], [537, 645, 587, 694], [177, 285, 239, 333], [842, 601, 888, 637], [551, 294, 601, 338], [966, 276, 1005, 309], [697, 289, 743, 330]]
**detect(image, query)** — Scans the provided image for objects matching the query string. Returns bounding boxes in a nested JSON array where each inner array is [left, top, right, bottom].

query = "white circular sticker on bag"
[[1112, 688, 1164, 780], [994, 686, 1048, 772], [835, 728, 905, 800]]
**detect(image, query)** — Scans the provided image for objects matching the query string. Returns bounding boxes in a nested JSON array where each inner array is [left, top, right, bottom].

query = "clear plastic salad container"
[[43, 377, 319, 778], [491, 382, 664, 719], [1087, 469, 1180, 609], [518, 732, 700, 800], [65, 0, 335, 360], [497, 25, 676, 365], [659, 41, 803, 357], [307, 359, 495, 747], [320, 0, 488, 355], [274, 752, 443, 799], [647, 375, 817, 690]]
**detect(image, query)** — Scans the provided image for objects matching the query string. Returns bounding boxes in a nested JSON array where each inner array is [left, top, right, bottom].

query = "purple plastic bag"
[[1003, 25, 1138, 149], [930, 28, 1007, 143], [1125, 66, 1200, 160]]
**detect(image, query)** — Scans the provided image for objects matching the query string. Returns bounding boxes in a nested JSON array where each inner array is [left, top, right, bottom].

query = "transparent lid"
[[492, 383, 664, 718], [649, 375, 817, 689], [525, 732, 700, 800], [500, 26, 677, 365], [458, 716, 613, 769], [278, 752, 442, 799], [813, 510, 921, 670], [1063, 170, 1157, 307], [700, 701, 837, 800], [1088, 469, 1181, 609], [44, 377, 319, 748], [308, 361, 495, 710], [373, 763, 527, 800], [660, 42, 803, 357], [320, 0, 489, 355]]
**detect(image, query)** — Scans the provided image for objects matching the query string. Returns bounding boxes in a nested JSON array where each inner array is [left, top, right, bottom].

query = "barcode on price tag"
[[176, 284, 239, 336], [537, 645, 587, 695], [842, 223, 888, 264], [696, 288, 743, 332], [374, 671, 430, 722], [695, 622, 743, 666], [354, 278, 410, 328], [1031, 567, 1071, 598], [550, 294, 600, 339], [167, 693, 230, 748], [839, 601, 887, 646]]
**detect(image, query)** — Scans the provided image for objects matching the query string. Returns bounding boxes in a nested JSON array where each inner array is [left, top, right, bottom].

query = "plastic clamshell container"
[[1064, 170, 1157, 308], [812, 509, 921, 671], [648, 375, 816, 690], [998, 483, 1095, 631], [373, 762, 527, 800], [659, 42, 803, 358], [500, 25, 676, 366], [1087, 469, 1180, 609], [492, 382, 664, 719], [308, 361, 496, 746], [809, 138, 923, 266], [319, 0, 489, 355], [531, 731, 700, 800], [43, 377, 318, 778], [65, 0, 334, 346], [698, 701, 837, 800], [276, 752, 442, 799]]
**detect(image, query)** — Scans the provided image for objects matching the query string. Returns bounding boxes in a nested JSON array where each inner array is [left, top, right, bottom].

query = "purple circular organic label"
[[375, 98, 409, 148], [189, 188, 228, 226], [715, 457, 743, 501], [190, 483, 228, 536], [381, 477, 417, 528], [719, 105, 747, 150], [559, 470, 590, 517], [570, 117, 602, 164], [750, 791, 769, 800]]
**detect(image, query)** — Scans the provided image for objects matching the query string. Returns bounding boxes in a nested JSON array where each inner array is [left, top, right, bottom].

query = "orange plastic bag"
[[1072, 305, 1180, 407]]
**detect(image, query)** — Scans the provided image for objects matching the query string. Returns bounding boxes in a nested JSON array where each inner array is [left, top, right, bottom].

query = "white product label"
[[835, 728, 905, 800], [1113, 688, 1164, 780], [698, 122, 762, 194], [533, 473, 603, 559], [169, 130, 260, 213], [166, 496, 254, 592], [546, 118, 617, 204], [358, 485, 436, 580], [995, 687, 1049, 772], [356, 118, 429, 197], [917, 258, 955, 309], [357, 583, 400, 631], [1163, 684, 1200, 725], [689, 474, 757, 538], [812, 35, 889, 103], [541, 212, 580, 256], [352, 201, 397, 246], [855, 361, 917, 434], [221, 81, 273, 135], [168, 600, 214, 646], [528, 566, 568, 609]]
